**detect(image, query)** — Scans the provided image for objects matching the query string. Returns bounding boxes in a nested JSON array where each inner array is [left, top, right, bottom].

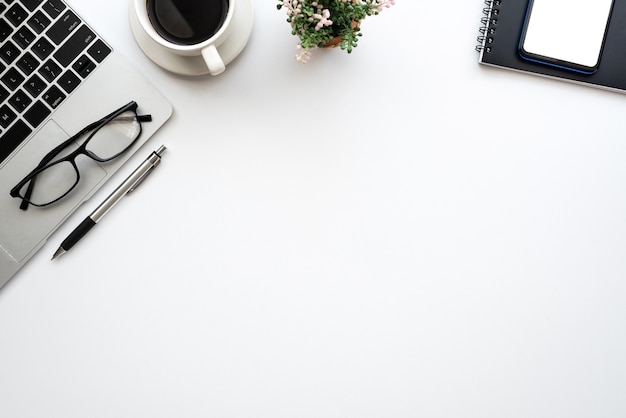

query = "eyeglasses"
[[10, 101, 152, 210]]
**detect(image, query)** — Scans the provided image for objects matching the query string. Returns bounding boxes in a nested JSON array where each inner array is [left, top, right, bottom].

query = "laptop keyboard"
[[0, 0, 112, 164]]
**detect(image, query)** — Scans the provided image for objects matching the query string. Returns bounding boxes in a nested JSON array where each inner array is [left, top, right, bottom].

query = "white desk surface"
[[2, 1, 626, 417]]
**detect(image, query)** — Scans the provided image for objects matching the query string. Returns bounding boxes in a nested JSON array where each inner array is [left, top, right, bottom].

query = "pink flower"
[[295, 43, 312, 63], [313, 9, 332, 31]]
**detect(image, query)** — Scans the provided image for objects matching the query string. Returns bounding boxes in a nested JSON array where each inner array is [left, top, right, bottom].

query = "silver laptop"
[[0, 0, 172, 288]]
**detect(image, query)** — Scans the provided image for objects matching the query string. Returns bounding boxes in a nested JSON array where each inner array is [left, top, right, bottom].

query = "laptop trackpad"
[[0, 120, 107, 262]]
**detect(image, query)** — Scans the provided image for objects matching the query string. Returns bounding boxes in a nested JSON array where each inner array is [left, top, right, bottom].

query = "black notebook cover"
[[477, 0, 626, 94]]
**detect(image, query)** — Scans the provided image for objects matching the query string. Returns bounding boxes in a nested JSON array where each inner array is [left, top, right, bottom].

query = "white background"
[[2, 1, 626, 417]]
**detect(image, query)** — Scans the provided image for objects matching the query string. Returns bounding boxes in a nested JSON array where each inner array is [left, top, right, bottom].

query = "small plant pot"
[[322, 21, 359, 48]]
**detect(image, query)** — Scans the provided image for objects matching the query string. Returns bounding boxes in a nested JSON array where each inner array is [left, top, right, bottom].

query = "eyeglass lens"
[[86, 111, 143, 161]]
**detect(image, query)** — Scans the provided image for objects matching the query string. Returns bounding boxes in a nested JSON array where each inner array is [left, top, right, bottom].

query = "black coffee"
[[147, 0, 229, 45]]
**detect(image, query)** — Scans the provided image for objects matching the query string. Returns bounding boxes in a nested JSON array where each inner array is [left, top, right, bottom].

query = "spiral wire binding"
[[476, 0, 501, 52]]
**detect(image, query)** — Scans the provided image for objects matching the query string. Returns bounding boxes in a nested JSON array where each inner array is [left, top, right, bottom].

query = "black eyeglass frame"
[[10, 101, 152, 209]]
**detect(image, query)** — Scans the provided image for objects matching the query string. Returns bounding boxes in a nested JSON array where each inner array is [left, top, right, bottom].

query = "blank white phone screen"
[[522, 0, 614, 68]]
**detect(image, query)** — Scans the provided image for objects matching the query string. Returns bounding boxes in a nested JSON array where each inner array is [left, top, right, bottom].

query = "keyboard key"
[[58, 70, 80, 93], [24, 74, 46, 97], [87, 39, 111, 63], [1, 68, 25, 90], [0, 105, 17, 128], [24, 100, 50, 128], [28, 10, 51, 34], [42, 85, 65, 108], [0, 41, 20, 65], [54, 25, 95, 66], [0, 85, 9, 102], [13, 25, 36, 48], [20, 0, 44, 12], [0, 19, 12, 42], [0, 120, 32, 164], [9, 90, 32, 113], [42, 0, 66, 19], [16, 52, 39, 76], [72, 54, 96, 78], [31, 37, 54, 60], [6, 3, 28, 26], [38, 59, 61, 82], [46, 10, 80, 45]]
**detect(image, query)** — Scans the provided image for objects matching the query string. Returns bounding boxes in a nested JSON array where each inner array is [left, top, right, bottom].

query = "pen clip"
[[127, 166, 155, 193], [127, 152, 163, 193], [126, 166, 155, 194]]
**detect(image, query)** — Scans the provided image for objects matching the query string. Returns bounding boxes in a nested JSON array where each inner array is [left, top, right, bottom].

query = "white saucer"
[[129, 0, 254, 76]]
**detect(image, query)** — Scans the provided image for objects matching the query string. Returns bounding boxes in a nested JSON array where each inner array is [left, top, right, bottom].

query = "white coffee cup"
[[131, 0, 236, 75]]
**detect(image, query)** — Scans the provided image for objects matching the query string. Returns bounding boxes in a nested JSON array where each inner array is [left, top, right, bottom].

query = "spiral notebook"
[[476, 0, 626, 94]]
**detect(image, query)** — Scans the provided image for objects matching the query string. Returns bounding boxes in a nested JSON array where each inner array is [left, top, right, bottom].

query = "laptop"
[[0, 0, 173, 288]]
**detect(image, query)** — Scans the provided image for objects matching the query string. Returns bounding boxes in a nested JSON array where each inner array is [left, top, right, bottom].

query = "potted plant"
[[277, 0, 395, 63]]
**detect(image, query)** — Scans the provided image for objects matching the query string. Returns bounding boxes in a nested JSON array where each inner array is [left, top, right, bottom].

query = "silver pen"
[[52, 145, 166, 260]]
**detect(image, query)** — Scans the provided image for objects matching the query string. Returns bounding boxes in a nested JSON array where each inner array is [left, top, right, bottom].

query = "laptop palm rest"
[[0, 120, 106, 262]]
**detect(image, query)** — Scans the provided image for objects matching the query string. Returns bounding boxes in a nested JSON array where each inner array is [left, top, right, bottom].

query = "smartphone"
[[519, 0, 615, 74]]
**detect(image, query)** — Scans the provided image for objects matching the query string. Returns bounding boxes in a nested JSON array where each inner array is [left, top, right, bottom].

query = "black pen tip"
[[52, 247, 66, 260]]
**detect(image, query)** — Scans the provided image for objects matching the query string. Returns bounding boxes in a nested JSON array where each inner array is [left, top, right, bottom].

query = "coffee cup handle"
[[201, 44, 226, 76]]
